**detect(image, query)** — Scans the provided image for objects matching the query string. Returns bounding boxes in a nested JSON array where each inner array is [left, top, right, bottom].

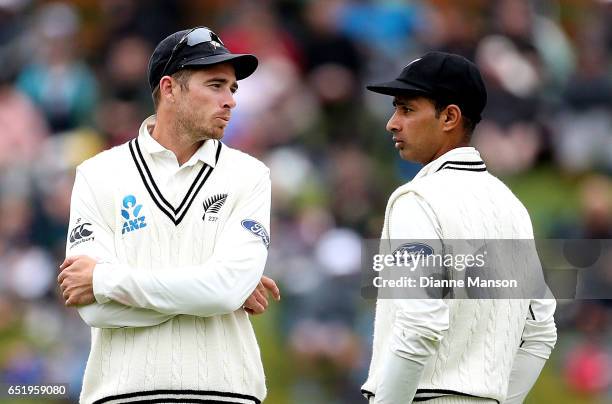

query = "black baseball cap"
[[147, 27, 258, 91], [367, 51, 487, 122]]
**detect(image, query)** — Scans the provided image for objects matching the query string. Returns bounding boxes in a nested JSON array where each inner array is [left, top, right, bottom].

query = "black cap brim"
[[182, 53, 258, 80], [366, 79, 431, 97]]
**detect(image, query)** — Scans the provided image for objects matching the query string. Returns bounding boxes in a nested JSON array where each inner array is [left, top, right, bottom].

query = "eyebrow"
[[393, 98, 407, 107], [207, 77, 239, 92], [393, 98, 417, 108]]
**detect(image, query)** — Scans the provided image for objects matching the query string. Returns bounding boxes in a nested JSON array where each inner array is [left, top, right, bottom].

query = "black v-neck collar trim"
[[128, 138, 222, 225], [435, 160, 487, 173]]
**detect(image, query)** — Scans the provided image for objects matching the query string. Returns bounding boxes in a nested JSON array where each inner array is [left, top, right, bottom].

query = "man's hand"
[[243, 276, 280, 315], [58, 255, 97, 306]]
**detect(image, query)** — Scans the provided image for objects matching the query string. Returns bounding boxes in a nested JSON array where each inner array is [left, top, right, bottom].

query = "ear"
[[158, 76, 177, 105], [441, 104, 462, 132]]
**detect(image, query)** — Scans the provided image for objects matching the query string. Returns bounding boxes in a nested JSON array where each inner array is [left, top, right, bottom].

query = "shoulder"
[[76, 141, 131, 183], [218, 143, 270, 180]]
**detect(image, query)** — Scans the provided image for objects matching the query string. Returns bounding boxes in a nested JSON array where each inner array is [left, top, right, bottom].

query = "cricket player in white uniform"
[[362, 52, 557, 404], [57, 27, 279, 404]]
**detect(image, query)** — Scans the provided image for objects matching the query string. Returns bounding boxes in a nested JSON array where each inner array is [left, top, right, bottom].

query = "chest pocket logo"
[[121, 195, 147, 234], [202, 193, 228, 222]]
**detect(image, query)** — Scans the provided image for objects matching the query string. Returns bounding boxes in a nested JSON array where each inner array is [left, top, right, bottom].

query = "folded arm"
[[60, 167, 273, 327], [61, 169, 176, 328], [89, 170, 271, 316]]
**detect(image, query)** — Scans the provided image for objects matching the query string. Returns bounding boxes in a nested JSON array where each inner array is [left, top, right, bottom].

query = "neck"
[[428, 135, 470, 164], [151, 111, 203, 166]]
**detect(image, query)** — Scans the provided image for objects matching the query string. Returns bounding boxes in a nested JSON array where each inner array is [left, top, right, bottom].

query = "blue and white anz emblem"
[[241, 219, 270, 249], [121, 195, 147, 234]]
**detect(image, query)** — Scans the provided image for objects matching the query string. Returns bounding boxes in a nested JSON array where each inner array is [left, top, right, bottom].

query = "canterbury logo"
[[70, 223, 93, 243], [203, 194, 228, 215]]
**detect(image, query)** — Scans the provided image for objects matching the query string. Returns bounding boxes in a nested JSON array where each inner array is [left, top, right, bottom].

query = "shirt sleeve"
[[387, 192, 449, 363], [66, 168, 176, 328], [504, 292, 557, 402], [520, 293, 557, 359], [375, 192, 449, 403], [92, 169, 271, 317]]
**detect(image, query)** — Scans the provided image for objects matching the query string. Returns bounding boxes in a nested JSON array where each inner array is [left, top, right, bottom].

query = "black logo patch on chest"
[[203, 193, 228, 221]]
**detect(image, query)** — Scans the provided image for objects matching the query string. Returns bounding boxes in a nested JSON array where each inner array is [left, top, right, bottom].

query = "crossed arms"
[[58, 167, 279, 328]]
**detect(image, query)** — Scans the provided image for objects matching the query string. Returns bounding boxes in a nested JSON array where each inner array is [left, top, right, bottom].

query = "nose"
[[223, 90, 237, 109], [386, 111, 400, 133]]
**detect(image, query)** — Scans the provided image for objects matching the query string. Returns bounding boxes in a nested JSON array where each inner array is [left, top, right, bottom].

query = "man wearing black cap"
[[362, 52, 557, 403], [58, 27, 278, 404]]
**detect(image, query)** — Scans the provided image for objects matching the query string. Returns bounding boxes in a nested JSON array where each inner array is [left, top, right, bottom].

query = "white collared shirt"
[[138, 116, 219, 206], [388, 147, 485, 241], [364, 147, 557, 403], [65, 115, 271, 403]]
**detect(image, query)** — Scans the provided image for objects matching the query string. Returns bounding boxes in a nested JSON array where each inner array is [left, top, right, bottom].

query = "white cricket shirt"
[[66, 116, 271, 404], [363, 147, 556, 403]]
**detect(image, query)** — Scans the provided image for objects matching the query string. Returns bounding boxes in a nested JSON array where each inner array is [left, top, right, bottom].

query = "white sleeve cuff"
[[92, 262, 113, 304]]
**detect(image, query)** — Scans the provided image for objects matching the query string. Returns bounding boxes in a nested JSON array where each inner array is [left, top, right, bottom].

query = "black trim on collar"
[[93, 389, 261, 404], [361, 389, 375, 399], [129, 139, 222, 226], [436, 160, 487, 173], [442, 166, 487, 172]]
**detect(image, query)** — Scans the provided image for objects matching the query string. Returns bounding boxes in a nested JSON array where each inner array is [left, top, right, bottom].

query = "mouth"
[[216, 116, 230, 122], [392, 137, 404, 149]]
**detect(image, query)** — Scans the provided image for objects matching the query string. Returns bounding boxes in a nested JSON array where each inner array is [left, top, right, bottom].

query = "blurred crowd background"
[[0, 0, 611, 403]]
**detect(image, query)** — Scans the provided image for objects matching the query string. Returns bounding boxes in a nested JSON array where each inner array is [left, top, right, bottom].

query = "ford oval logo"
[[241, 219, 270, 249], [393, 242, 434, 260]]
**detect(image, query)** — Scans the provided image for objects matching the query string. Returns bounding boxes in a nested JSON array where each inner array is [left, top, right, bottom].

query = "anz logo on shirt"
[[121, 195, 147, 234]]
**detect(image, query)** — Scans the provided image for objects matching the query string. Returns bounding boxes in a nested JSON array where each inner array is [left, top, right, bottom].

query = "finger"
[[256, 282, 268, 299], [243, 296, 265, 314], [261, 276, 280, 301], [73, 296, 88, 306], [59, 259, 69, 271], [60, 255, 82, 271], [57, 270, 67, 284], [254, 291, 268, 310], [244, 301, 264, 314]]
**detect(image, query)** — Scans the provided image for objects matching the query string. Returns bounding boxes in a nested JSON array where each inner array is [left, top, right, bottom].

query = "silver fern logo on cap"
[[203, 193, 228, 221]]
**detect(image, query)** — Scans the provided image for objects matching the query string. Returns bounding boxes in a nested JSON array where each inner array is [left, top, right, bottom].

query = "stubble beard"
[[175, 108, 225, 143]]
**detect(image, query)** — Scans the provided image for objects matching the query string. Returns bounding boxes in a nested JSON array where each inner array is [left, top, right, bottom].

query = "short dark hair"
[[151, 69, 194, 110], [431, 98, 477, 139]]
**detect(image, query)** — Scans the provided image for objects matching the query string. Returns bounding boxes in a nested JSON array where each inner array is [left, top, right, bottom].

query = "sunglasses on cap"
[[159, 26, 225, 79]]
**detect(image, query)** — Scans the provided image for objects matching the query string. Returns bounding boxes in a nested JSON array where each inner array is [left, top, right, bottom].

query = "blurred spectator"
[[97, 35, 152, 145], [554, 18, 612, 173], [17, 3, 98, 133], [0, 78, 48, 168], [564, 340, 611, 395]]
